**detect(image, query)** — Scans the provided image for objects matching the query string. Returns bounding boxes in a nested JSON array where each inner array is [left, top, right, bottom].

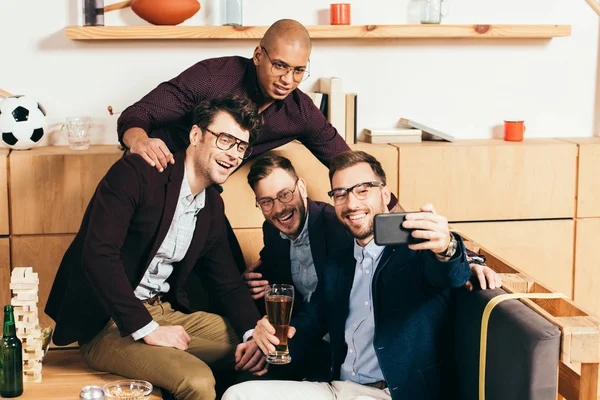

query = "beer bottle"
[[0, 305, 23, 397]]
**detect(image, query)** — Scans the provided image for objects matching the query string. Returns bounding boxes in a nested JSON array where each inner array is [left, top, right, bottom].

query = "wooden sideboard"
[[0, 138, 598, 346]]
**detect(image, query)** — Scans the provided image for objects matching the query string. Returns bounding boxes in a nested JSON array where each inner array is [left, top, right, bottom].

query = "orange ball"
[[131, 0, 201, 25]]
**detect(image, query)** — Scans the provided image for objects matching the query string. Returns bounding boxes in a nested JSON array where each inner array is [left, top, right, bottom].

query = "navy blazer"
[[290, 237, 471, 400], [45, 152, 260, 345], [255, 199, 353, 315]]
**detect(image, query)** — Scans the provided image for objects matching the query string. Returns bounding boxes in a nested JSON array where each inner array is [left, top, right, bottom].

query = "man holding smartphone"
[[224, 150, 471, 400]]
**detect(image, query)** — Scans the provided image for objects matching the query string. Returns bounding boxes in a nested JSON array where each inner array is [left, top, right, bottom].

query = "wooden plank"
[[580, 363, 599, 400], [65, 24, 572, 40], [396, 139, 577, 220], [233, 228, 263, 268], [574, 218, 600, 321], [559, 361, 580, 400], [20, 349, 162, 399], [9, 145, 122, 234], [222, 142, 398, 228], [11, 234, 76, 335], [0, 238, 10, 307], [452, 220, 575, 297], [0, 149, 9, 235]]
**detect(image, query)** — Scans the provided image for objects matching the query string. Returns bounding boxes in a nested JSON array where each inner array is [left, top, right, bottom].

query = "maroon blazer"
[[45, 152, 260, 346]]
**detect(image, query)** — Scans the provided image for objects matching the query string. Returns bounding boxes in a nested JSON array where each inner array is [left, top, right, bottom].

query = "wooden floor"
[[12, 348, 162, 399]]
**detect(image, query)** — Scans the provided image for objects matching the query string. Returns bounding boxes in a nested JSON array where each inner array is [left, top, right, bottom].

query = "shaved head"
[[261, 19, 312, 53]]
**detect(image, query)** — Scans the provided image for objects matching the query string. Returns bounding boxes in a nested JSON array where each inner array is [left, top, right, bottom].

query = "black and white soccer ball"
[[0, 96, 48, 150]]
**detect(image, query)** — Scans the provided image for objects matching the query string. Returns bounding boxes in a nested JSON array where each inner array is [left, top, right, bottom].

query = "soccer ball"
[[0, 96, 48, 150]]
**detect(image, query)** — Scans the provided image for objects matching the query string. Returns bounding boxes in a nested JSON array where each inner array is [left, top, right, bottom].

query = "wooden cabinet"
[[222, 142, 398, 228], [574, 218, 600, 318], [9, 146, 122, 235], [0, 149, 9, 235], [394, 139, 577, 221], [0, 238, 10, 307], [452, 220, 575, 297], [560, 138, 600, 218], [11, 234, 76, 330]]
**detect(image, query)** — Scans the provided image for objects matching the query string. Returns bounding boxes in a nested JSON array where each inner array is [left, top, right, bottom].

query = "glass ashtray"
[[102, 380, 153, 400]]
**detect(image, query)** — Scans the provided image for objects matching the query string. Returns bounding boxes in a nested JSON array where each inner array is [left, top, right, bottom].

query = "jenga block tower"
[[10, 267, 43, 382]]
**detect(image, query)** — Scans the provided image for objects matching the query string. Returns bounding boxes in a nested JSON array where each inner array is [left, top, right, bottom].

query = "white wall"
[[0, 0, 598, 147]]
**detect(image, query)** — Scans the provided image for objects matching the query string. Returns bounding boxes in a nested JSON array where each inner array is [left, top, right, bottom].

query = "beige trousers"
[[80, 301, 239, 400], [222, 380, 392, 400]]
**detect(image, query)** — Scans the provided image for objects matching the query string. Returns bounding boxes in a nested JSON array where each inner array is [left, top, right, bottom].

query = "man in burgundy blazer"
[[45, 95, 265, 400]]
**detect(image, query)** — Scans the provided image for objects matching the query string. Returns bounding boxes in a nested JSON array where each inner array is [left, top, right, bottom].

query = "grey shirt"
[[280, 212, 318, 303], [131, 168, 205, 339]]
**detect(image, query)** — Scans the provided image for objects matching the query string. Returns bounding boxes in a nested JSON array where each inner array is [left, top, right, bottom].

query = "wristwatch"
[[438, 233, 458, 259]]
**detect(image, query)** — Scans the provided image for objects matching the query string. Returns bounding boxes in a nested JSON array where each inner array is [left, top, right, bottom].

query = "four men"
[[45, 17, 502, 400]]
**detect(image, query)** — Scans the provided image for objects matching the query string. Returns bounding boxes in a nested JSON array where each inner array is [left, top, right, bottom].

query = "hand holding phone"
[[373, 212, 426, 246], [374, 203, 451, 253]]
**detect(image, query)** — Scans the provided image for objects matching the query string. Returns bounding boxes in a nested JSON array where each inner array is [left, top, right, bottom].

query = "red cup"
[[504, 120, 526, 142], [330, 3, 351, 25]]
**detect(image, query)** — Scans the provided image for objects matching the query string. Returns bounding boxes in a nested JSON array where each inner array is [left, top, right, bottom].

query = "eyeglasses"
[[327, 181, 385, 205], [261, 46, 310, 83], [256, 179, 300, 212], [205, 128, 253, 160]]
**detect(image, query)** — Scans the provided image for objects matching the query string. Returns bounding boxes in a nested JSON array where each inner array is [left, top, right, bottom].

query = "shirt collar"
[[353, 238, 386, 263], [280, 210, 310, 247], [181, 166, 205, 214]]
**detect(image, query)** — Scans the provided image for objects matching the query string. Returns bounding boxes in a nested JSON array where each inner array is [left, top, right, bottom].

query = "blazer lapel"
[[307, 200, 327, 278], [142, 152, 185, 270]]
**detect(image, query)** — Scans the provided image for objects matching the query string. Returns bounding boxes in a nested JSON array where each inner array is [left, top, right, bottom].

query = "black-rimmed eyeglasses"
[[256, 179, 300, 212], [261, 46, 310, 83], [327, 181, 385, 205], [205, 128, 253, 160]]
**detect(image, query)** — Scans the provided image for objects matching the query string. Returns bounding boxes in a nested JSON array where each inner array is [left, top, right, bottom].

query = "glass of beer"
[[264, 284, 294, 364]]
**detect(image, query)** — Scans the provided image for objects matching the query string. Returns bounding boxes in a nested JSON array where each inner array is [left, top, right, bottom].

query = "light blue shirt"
[[280, 212, 318, 303], [131, 168, 205, 340], [340, 239, 386, 383]]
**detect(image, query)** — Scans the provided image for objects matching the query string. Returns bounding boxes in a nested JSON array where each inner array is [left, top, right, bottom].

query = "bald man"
[[117, 19, 350, 170]]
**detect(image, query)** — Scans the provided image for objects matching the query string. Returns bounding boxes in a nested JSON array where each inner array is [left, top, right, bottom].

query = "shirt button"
[[352, 372, 356, 376], [365, 301, 369, 306], [365, 270, 370, 274], [349, 349, 353, 353]]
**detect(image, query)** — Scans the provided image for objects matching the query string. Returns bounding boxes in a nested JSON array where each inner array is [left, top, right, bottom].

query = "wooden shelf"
[[65, 24, 571, 40]]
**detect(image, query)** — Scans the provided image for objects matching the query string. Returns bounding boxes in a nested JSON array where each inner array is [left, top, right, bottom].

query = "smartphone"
[[373, 212, 426, 246]]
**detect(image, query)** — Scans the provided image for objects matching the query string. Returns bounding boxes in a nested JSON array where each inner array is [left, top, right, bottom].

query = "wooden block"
[[23, 372, 42, 383], [10, 282, 38, 290], [557, 316, 600, 363], [11, 234, 76, 334], [233, 228, 264, 267], [394, 139, 577, 221], [9, 145, 123, 234], [11, 298, 38, 307], [498, 273, 535, 293], [452, 219, 575, 297], [14, 289, 38, 300]]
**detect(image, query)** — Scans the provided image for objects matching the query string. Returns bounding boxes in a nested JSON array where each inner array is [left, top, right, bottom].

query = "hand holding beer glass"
[[264, 284, 295, 364]]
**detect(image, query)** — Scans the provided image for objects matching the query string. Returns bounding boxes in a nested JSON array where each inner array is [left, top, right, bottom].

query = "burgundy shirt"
[[117, 56, 350, 168]]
